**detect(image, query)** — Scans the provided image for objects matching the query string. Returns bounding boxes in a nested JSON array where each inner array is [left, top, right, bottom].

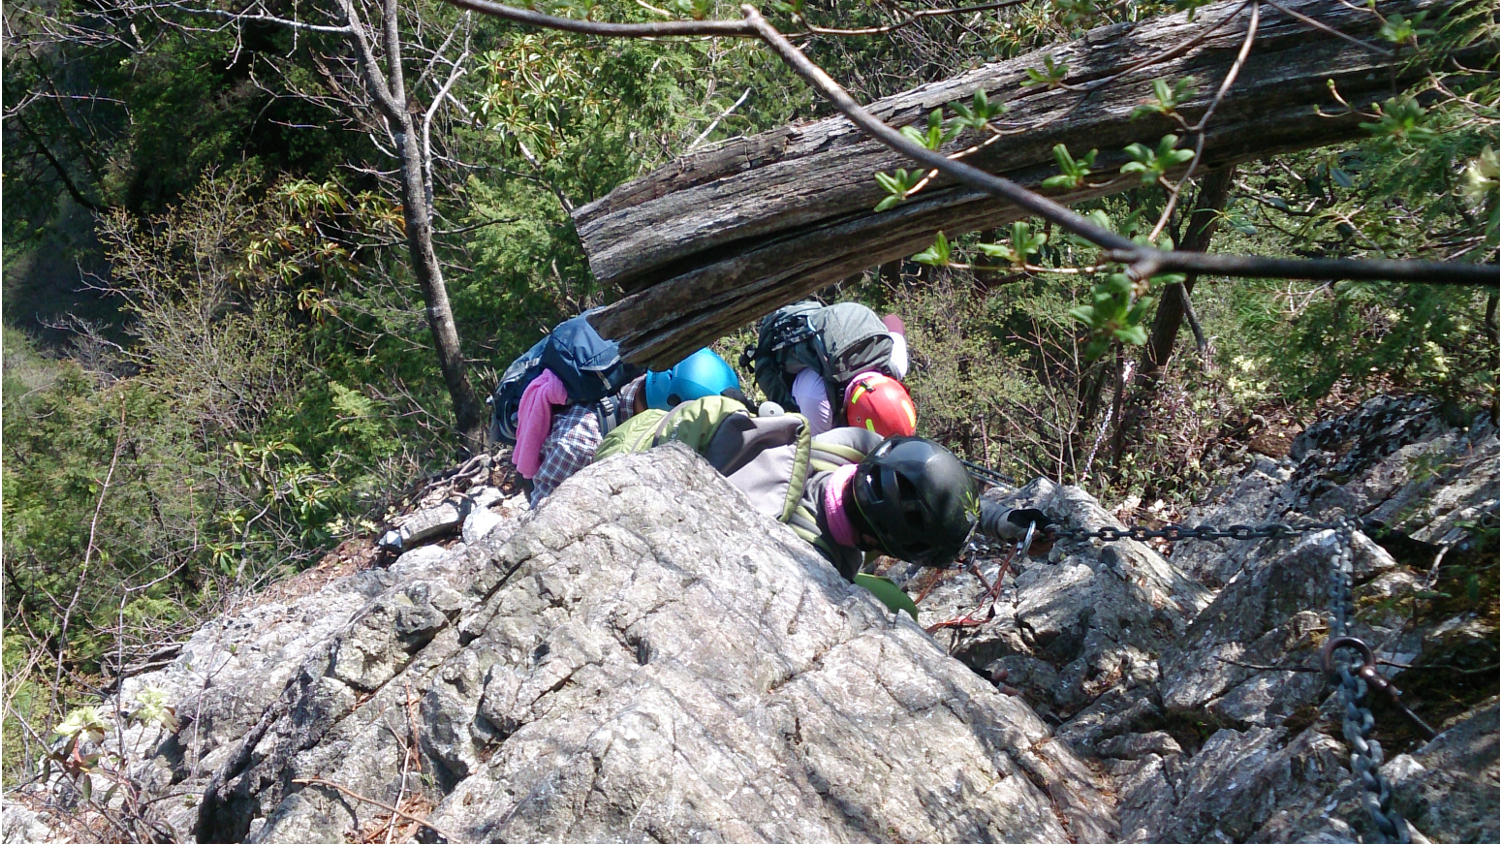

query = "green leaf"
[[53, 706, 108, 745], [1226, 212, 1257, 235], [1068, 305, 1099, 325], [1359, 97, 1434, 144], [854, 574, 919, 621], [913, 231, 952, 266], [1022, 55, 1069, 88], [900, 125, 929, 147], [1045, 143, 1095, 190], [976, 242, 1017, 261], [1132, 76, 1198, 119], [1379, 11, 1432, 45]]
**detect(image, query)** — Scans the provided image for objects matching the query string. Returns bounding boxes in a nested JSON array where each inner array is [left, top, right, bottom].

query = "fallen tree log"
[[575, 0, 1450, 366]]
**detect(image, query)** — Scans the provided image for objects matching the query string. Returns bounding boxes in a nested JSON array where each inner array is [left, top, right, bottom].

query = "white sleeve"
[[791, 368, 836, 436], [888, 332, 909, 380]]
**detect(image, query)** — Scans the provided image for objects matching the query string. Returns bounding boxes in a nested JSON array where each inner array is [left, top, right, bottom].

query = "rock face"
[[908, 396, 1499, 844], [6, 396, 1497, 844]]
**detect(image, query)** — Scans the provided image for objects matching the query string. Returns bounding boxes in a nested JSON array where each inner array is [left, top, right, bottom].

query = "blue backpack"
[[488, 313, 644, 446]]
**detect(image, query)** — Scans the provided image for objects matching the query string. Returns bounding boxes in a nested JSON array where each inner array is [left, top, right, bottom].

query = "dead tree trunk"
[[575, 0, 1446, 367], [1141, 166, 1237, 384]]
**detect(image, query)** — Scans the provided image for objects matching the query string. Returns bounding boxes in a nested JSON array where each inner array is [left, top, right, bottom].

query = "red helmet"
[[845, 373, 916, 438]]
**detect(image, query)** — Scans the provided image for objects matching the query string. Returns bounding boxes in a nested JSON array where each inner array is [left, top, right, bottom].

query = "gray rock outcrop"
[[919, 396, 1499, 844], [6, 395, 1496, 844]]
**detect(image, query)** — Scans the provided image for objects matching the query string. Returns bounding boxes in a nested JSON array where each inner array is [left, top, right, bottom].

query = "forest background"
[[3, 0, 1496, 780]]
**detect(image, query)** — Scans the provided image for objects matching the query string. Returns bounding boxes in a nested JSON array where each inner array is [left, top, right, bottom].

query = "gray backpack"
[[741, 301, 896, 413]]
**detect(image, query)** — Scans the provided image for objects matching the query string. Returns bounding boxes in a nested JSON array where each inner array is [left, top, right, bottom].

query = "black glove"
[[719, 387, 759, 415], [978, 502, 1053, 541]]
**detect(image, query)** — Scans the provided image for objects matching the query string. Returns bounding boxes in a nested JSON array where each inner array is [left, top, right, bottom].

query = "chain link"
[[1042, 519, 1348, 544], [1324, 517, 1412, 844]]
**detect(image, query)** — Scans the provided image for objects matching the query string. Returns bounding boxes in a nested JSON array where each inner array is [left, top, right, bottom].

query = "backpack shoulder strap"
[[809, 428, 883, 474], [594, 395, 620, 438]]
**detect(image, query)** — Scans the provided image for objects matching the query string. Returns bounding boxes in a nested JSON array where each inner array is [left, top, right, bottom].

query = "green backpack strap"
[[595, 408, 667, 462], [853, 574, 920, 621], [809, 427, 884, 474]]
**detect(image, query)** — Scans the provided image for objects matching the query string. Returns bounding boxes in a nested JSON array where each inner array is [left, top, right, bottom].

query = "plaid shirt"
[[530, 377, 642, 504]]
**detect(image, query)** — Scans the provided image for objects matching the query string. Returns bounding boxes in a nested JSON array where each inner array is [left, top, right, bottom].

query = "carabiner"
[[1017, 520, 1037, 560]]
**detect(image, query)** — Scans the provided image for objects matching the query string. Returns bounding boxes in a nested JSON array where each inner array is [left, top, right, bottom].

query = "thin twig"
[[1080, 0, 1251, 94], [688, 87, 752, 150], [1217, 656, 1319, 671], [54, 400, 128, 707], [1148, 1, 1259, 244], [795, 0, 1030, 36], [1262, 0, 1392, 56]]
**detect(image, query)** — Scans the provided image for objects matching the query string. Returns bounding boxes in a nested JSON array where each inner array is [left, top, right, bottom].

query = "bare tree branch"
[[161, 0, 353, 33]]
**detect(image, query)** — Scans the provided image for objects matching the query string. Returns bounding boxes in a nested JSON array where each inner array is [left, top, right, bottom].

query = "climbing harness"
[[953, 513, 1430, 844]]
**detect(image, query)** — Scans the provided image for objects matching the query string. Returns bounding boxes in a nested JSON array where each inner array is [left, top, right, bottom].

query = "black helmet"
[[850, 436, 979, 566]]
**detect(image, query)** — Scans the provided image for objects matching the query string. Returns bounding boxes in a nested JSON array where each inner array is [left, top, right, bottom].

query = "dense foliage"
[[3, 0, 1496, 784]]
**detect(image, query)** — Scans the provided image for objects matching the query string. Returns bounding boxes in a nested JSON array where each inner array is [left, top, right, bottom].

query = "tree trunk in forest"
[[1111, 167, 1236, 471], [1116, 168, 1230, 467], [1487, 290, 1499, 425], [395, 114, 488, 452], [338, 0, 486, 451], [575, 0, 1450, 367]]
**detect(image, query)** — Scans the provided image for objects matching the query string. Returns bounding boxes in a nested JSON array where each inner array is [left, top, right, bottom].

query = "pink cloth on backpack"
[[514, 369, 570, 479], [822, 463, 861, 549]]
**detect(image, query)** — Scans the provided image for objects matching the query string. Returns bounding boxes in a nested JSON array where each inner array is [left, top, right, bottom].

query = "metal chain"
[[1018, 514, 1417, 842], [1325, 517, 1412, 844], [1042, 519, 1351, 544]]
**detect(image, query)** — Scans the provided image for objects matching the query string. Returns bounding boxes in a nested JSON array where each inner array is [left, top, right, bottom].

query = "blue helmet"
[[644, 348, 740, 409]]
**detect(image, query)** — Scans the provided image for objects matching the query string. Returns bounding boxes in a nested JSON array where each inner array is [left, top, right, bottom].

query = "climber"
[[505, 343, 744, 505], [518, 373, 645, 504], [742, 301, 917, 438], [597, 395, 1047, 579]]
